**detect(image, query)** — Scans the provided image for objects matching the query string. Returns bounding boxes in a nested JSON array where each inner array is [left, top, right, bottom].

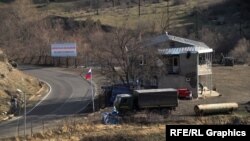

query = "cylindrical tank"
[[194, 103, 238, 115]]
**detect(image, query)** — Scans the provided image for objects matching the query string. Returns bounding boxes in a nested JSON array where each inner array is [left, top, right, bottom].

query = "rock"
[[17, 89, 23, 94], [8, 114, 14, 119], [2, 116, 9, 121]]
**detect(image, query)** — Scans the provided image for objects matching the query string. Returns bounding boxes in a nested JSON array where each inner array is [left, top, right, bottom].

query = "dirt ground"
[[173, 65, 250, 116]]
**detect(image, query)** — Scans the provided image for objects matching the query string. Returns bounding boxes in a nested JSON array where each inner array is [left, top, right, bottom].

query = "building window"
[[167, 56, 179, 74]]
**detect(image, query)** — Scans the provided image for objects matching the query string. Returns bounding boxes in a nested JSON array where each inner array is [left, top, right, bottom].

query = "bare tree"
[[90, 25, 162, 86], [230, 38, 250, 64], [159, 0, 172, 33], [0, 0, 40, 58]]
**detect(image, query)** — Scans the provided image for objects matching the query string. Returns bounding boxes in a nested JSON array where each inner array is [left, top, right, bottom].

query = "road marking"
[[26, 80, 52, 115], [0, 80, 52, 128]]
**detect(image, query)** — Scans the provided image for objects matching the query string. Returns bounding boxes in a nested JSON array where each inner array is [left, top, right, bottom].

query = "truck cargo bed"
[[134, 88, 178, 109]]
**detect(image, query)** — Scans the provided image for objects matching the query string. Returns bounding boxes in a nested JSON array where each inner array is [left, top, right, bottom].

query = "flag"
[[85, 68, 92, 80]]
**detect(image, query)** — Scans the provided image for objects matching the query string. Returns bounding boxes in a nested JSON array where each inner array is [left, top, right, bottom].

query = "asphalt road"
[[0, 66, 93, 138]]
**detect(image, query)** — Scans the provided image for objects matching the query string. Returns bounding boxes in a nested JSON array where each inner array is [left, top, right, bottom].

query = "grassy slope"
[[0, 54, 41, 120], [41, 0, 227, 31], [39, 0, 250, 42]]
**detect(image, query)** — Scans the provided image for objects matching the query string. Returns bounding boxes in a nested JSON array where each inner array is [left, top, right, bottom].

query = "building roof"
[[142, 32, 213, 55], [159, 46, 213, 55], [166, 33, 209, 48], [143, 32, 209, 47], [142, 35, 168, 47]]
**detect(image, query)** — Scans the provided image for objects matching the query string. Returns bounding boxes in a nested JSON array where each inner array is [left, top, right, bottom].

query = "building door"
[[172, 56, 179, 73]]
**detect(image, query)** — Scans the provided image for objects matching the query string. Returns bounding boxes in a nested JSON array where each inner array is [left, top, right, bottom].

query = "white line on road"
[[26, 80, 52, 115], [0, 80, 52, 127]]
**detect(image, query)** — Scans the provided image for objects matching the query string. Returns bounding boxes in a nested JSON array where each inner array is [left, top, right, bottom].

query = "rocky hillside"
[[0, 50, 41, 121]]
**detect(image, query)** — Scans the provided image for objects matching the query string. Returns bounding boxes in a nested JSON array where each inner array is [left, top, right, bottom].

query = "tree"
[[90, 25, 163, 86], [0, 0, 39, 59], [0, 0, 67, 64], [230, 38, 250, 64], [159, 0, 171, 33]]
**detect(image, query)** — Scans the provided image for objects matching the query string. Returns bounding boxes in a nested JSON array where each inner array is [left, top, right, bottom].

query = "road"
[[0, 66, 93, 138]]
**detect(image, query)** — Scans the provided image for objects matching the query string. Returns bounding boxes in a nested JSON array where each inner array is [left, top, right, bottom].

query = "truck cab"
[[102, 84, 132, 106], [114, 94, 134, 113]]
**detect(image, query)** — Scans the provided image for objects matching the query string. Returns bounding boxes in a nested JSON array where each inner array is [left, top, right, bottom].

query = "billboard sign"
[[51, 43, 77, 57]]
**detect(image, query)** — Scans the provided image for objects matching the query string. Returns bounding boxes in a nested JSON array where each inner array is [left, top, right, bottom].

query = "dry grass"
[[6, 113, 248, 141], [213, 65, 250, 103], [0, 54, 42, 121], [42, 0, 225, 31], [27, 123, 165, 141]]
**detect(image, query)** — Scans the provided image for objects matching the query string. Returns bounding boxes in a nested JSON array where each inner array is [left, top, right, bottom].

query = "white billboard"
[[51, 43, 77, 57]]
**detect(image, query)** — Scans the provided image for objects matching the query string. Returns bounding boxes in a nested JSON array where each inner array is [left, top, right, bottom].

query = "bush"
[[230, 38, 250, 64]]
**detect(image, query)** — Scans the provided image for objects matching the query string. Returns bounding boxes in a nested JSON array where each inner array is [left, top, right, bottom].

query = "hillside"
[[39, 0, 250, 56], [0, 50, 42, 121], [39, 0, 250, 32], [0, 0, 249, 66]]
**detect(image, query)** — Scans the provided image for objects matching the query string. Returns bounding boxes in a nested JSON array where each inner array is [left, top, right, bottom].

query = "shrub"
[[230, 38, 250, 64]]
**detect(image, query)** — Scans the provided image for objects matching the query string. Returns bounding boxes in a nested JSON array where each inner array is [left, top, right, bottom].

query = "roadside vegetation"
[[6, 111, 250, 141], [0, 50, 43, 122]]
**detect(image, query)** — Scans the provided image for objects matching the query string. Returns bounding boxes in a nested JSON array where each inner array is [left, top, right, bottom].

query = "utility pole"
[[90, 0, 92, 9], [195, 0, 201, 39], [16, 89, 26, 140], [239, 3, 243, 37], [89, 68, 95, 112], [138, 0, 141, 16], [167, 0, 170, 30], [24, 91, 26, 140], [96, 0, 99, 15]]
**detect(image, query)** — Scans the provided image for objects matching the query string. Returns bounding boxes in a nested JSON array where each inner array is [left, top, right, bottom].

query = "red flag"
[[85, 68, 92, 80]]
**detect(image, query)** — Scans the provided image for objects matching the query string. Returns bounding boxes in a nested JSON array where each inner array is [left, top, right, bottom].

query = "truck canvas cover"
[[134, 88, 178, 108]]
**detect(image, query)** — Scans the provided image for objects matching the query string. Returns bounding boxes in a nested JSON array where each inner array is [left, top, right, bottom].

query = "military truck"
[[114, 88, 178, 114]]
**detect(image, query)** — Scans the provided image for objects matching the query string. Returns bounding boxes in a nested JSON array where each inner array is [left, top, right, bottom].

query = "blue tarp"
[[102, 109, 119, 124]]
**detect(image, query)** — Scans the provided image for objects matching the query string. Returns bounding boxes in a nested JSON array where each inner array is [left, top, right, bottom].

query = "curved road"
[[0, 66, 93, 138]]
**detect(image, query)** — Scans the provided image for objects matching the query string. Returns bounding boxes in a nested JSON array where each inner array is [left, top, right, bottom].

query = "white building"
[[145, 33, 213, 98]]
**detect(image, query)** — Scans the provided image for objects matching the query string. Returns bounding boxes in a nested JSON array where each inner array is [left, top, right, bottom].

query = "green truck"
[[114, 88, 178, 114]]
